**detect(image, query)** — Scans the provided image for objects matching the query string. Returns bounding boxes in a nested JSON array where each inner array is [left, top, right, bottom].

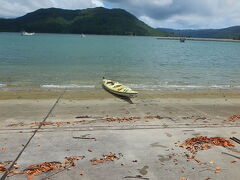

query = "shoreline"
[[157, 36, 240, 42], [0, 88, 240, 100]]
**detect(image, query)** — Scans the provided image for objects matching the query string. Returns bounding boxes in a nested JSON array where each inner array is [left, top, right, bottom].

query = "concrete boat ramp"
[[0, 92, 240, 180]]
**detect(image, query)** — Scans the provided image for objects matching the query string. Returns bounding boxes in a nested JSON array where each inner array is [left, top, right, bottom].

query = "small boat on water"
[[102, 78, 138, 98], [80, 34, 86, 37], [180, 37, 186, 42], [21, 31, 35, 36]]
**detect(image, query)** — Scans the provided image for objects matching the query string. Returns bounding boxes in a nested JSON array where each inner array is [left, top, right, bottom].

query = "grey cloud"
[[105, 0, 214, 19], [104, 0, 240, 28]]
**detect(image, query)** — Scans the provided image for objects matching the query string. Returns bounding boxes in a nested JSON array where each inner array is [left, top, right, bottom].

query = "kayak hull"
[[103, 85, 137, 98], [102, 79, 138, 98]]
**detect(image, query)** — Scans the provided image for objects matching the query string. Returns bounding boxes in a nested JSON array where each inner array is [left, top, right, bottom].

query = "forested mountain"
[[0, 7, 169, 36]]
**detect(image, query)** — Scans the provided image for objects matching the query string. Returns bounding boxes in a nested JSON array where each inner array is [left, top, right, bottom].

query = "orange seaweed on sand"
[[180, 136, 234, 153], [179, 177, 187, 180], [8, 156, 84, 179], [104, 117, 140, 122], [228, 115, 240, 122], [7, 122, 24, 127], [215, 166, 221, 173], [64, 156, 82, 167], [7, 120, 85, 128], [144, 115, 163, 119], [23, 162, 60, 179], [0, 164, 7, 173], [37, 121, 85, 127], [104, 115, 165, 122], [0, 161, 19, 175], [90, 153, 121, 165]]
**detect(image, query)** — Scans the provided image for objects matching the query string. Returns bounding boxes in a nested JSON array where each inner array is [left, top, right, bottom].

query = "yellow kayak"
[[102, 78, 138, 98]]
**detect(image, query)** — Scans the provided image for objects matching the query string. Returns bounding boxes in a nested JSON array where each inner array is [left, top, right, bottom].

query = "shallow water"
[[0, 33, 240, 90]]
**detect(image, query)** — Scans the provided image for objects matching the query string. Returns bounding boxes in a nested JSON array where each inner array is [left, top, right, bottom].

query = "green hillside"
[[0, 7, 169, 36], [158, 26, 240, 40]]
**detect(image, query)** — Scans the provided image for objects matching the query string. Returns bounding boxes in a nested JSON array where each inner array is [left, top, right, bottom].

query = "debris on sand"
[[143, 115, 163, 119], [103, 115, 168, 122], [90, 153, 122, 165], [123, 175, 149, 179], [4, 156, 84, 179], [222, 152, 240, 159], [230, 137, 240, 144], [7, 120, 85, 128], [7, 122, 24, 127], [179, 177, 187, 180], [1, 146, 7, 151], [104, 117, 141, 122], [215, 166, 221, 173], [75, 115, 91, 119], [0, 163, 7, 173], [0, 161, 20, 176], [227, 115, 240, 122], [195, 117, 207, 121], [182, 116, 206, 120], [180, 136, 234, 153], [7, 115, 169, 127], [64, 156, 83, 167], [72, 134, 96, 141], [23, 161, 61, 179], [184, 153, 202, 164], [34, 121, 85, 127]]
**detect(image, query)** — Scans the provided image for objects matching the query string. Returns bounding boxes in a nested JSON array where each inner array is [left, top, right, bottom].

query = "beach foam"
[[3, 83, 240, 91], [127, 84, 240, 90]]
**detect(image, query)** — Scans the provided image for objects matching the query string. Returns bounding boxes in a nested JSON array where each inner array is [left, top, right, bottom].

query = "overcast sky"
[[1, 0, 240, 29]]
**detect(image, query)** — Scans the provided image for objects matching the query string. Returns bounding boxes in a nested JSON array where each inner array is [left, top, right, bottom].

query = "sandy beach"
[[0, 89, 240, 180], [0, 1, 240, 179]]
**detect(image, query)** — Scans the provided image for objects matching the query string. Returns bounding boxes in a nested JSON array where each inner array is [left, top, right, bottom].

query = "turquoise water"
[[0, 32, 240, 90]]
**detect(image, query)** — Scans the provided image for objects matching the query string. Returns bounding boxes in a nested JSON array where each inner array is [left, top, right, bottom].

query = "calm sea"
[[0, 33, 240, 90]]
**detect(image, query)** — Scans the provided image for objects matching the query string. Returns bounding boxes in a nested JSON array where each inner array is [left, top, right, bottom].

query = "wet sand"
[[0, 88, 240, 100]]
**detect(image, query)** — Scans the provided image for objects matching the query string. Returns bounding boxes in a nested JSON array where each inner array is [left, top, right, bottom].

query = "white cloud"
[[0, 0, 104, 18], [140, 13, 240, 29], [92, 0, 104, 7]]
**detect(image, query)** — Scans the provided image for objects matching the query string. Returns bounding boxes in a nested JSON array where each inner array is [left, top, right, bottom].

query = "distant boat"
[[180, 37, 186, 42], [80, 34, 86, 37], [102, 78, 138, 98], [21, 31, 35, 36]]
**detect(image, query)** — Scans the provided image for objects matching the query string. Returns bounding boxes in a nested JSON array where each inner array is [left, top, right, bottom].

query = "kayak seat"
[[106, 81, 114, 85], [117, 87, 123, 91]]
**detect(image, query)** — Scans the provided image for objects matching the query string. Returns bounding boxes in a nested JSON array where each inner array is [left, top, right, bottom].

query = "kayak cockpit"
[[102, 78, 138, 98]]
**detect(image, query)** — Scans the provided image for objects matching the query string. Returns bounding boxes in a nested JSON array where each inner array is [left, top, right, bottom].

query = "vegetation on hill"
[[0, 7, 169, 36], [158, 26, 240, 39]]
